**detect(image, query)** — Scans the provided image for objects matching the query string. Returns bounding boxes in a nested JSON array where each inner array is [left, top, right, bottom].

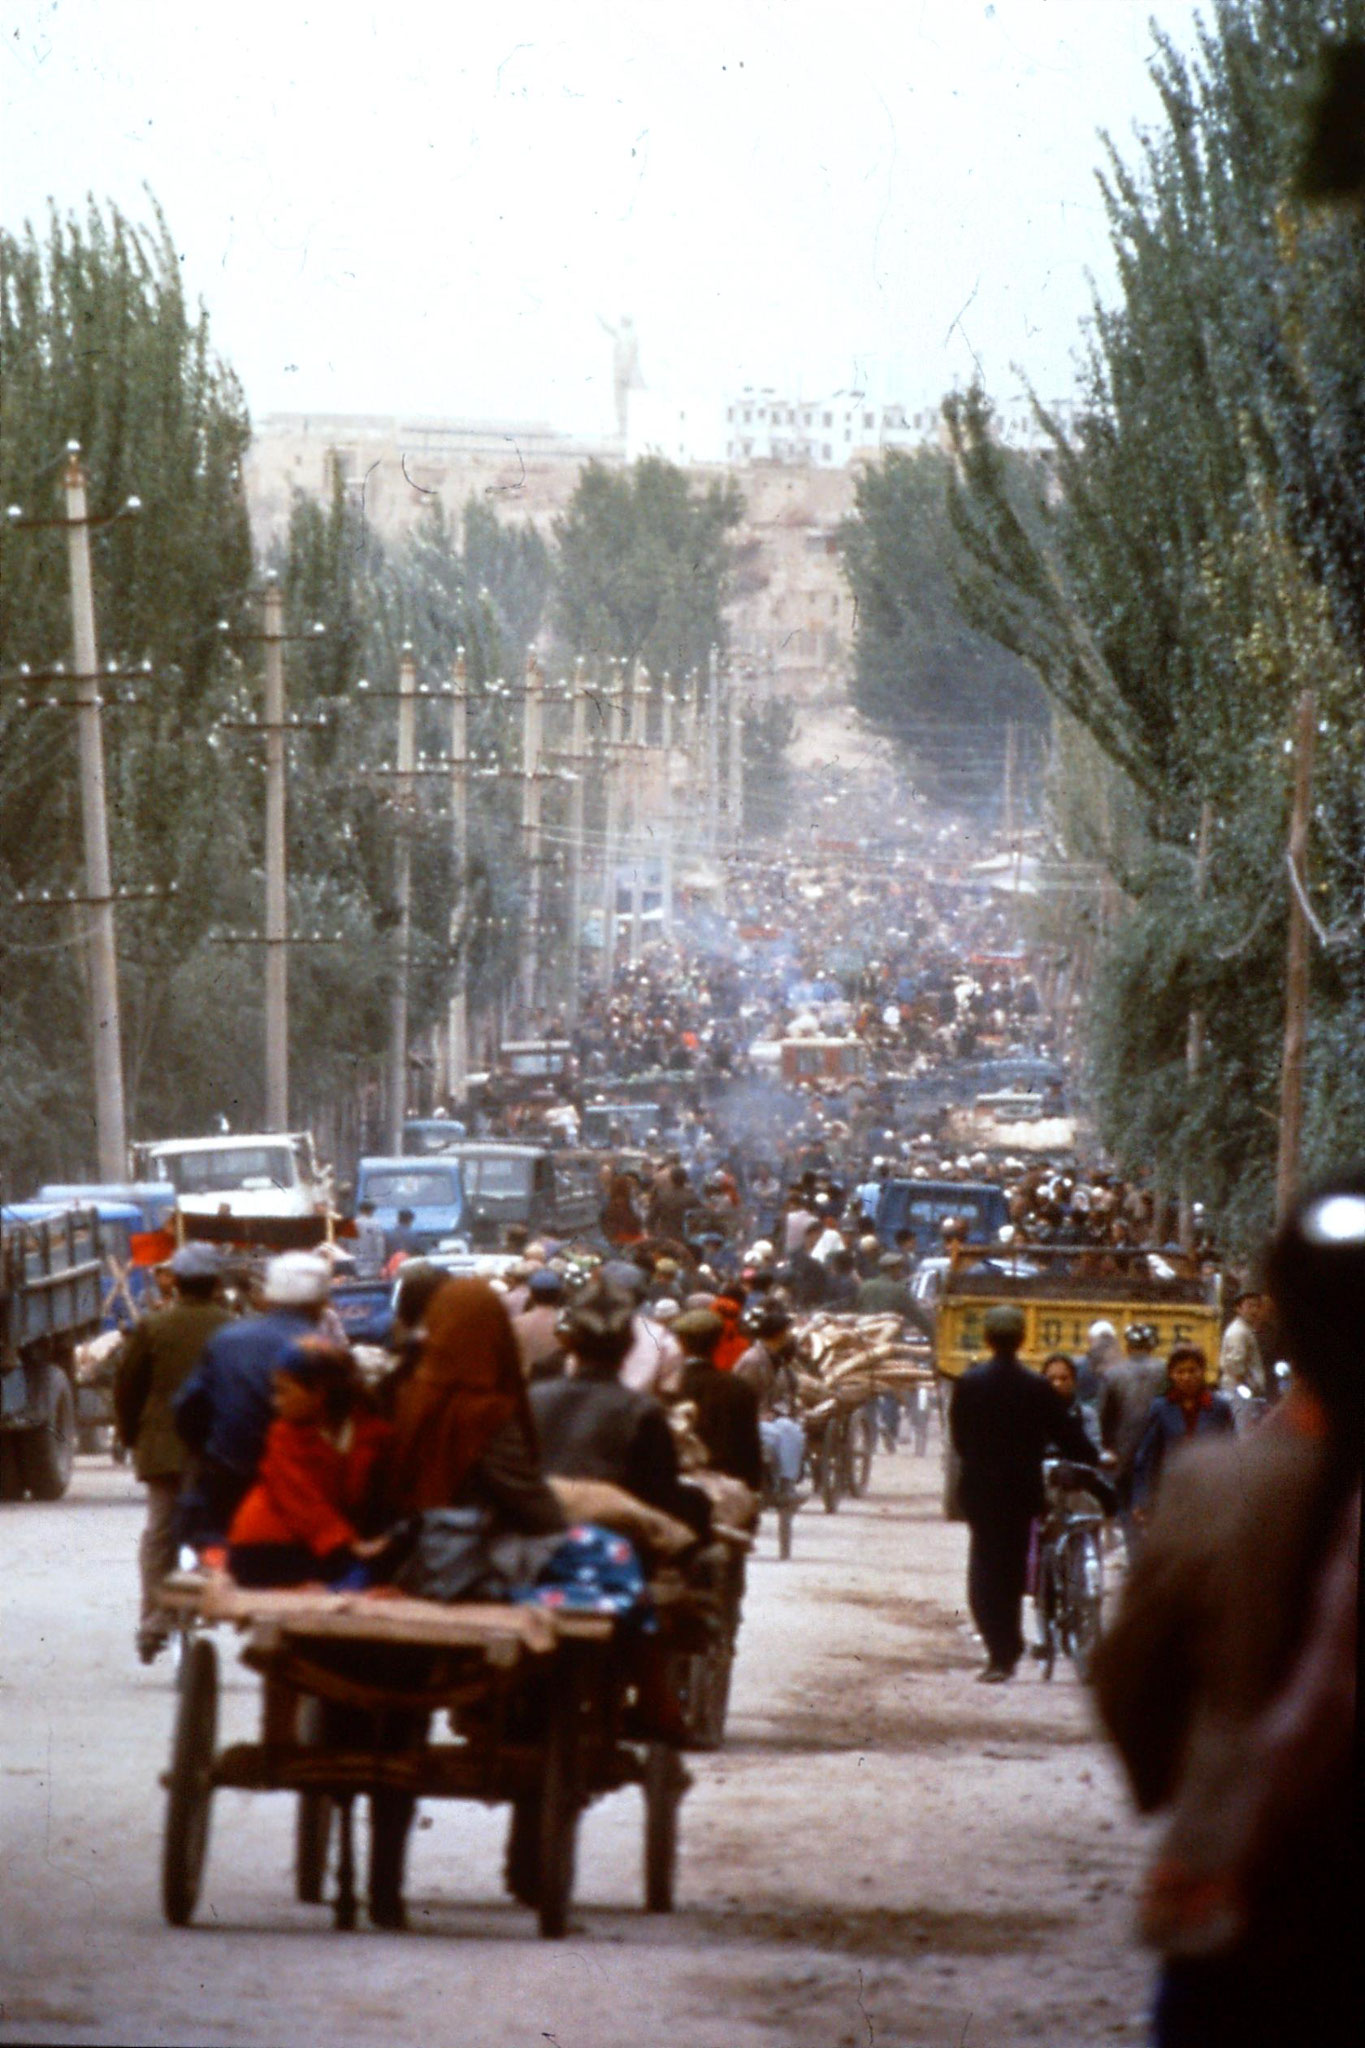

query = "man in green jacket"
[[114, 1243, 230, 1662]]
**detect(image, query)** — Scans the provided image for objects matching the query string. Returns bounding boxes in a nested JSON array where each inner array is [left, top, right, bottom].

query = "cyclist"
[[1041, 1349, 1102, 1452], [734, 1305, 805, 1497]]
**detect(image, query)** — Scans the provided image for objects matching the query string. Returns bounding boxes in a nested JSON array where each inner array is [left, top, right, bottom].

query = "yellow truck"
[[933, 1246, 1223, 1380]]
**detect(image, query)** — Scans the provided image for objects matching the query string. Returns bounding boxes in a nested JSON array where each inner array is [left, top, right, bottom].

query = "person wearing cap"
[[733, 1305, 805, 1490], [672, 1308, 763, 1491], [531, 1278, 709, 1539], [114, 1242, 231, 1662], [855, 1232, 883, 1281], [173, 1251, 334, 1554], [602, 1259, 684, 1399], [512, 1266, 567, 1382], [1099, 1324, 1169, 1559], [856, 1251, 920, 1322], [1094, 1170, 1363, 2048], [950, 1303, 1100, 1682], [1080, 1319, 1121, 1403]]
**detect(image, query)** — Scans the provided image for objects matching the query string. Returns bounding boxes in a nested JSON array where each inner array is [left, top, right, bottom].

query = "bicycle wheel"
[[1063, 1528, 1105, 1681], [1035, 1546, 1059, 1682], [846, 1408, 874, 1497]]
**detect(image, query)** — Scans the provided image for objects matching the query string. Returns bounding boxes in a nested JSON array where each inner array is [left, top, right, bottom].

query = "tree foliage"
[[1, 198, 255, 1184], [741, 694, 799, 835], [836, 449, 1046, 780], [946, 0, 1365, 1244], [551, 456, 743, 680]]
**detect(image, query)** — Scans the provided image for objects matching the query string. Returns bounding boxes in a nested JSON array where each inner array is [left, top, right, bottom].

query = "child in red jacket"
[[227, 1340, 391, 1589]]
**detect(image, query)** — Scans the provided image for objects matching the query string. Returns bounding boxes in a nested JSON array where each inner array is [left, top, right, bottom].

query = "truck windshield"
[[364, 1169, 459, 1208], [155, 1146, 295, 1194], [465, 1157, 533, 1202]]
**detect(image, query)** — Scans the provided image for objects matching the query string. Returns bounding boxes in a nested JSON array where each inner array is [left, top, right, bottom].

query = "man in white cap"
[[173, 1250, 333, 1556], [114, 1241, 231, 1661]]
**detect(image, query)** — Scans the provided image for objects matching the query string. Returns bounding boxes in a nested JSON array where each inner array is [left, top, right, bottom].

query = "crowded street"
[[3, 1444, 1151, 2048], [4, 7, 1362, 2045]]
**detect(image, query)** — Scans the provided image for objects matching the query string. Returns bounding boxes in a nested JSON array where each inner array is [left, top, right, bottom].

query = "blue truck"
[[0, 1205, 107, 1500], [353, 1156, 469, 1256]]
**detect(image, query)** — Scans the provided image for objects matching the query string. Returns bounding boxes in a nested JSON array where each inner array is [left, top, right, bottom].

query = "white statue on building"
[[598, 313, 643, 441]]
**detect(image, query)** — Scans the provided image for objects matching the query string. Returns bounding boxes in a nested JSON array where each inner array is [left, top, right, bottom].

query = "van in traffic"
[[353, 1157, 468, 1253]]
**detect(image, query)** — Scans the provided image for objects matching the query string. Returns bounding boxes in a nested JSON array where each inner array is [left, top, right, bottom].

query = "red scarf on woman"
[[386, 1278, 538, 1511]]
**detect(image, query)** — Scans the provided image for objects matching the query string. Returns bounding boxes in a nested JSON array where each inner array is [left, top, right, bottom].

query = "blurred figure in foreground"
[[1094, 1170, 1362, 2048]]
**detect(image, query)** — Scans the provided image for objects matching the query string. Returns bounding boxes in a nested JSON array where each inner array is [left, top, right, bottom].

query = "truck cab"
[[874, 1179, 1010, 1259], [354, 1157, 468, 1255], [429, 1143, 601, 1249], [140, 1132, 327, 1220]]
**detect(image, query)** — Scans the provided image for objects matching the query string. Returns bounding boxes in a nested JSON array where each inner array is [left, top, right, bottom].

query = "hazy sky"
[[2, 0, 1201, 437]]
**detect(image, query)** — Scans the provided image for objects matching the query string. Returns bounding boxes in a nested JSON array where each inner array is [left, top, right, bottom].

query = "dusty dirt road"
[[1, 1436, 1156, 2048]]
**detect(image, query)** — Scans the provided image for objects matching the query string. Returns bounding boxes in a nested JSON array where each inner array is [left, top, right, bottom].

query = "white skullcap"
[[262, 1252, 332, 1307]]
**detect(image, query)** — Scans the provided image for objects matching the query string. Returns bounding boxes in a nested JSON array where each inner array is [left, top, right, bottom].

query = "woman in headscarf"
[[600, 1171, 646, 1249], [366, 1281, 565, 1928], [384, 1277, 566, 1533]]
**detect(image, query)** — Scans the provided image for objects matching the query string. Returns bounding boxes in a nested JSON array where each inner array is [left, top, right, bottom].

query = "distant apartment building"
[[244, 411, 619, 551], [724, 388, 939, 467], [722, 385, 1077, 467]]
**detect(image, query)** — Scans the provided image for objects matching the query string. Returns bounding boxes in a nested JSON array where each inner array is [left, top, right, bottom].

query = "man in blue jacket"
[[950, 1303, 1100, 1681], [173, 1251, 332, 1552]]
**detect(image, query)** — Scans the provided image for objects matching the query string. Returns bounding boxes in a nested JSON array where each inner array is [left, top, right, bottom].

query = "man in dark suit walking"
[[950, 1304, 1100, 1681]]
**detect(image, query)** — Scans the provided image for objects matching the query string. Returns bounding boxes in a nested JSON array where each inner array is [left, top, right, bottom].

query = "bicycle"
[[1031, 1459, 1109, 1682]]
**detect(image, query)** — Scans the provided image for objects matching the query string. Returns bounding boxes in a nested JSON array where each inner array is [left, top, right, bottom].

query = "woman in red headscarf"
[[364, 1280, 565, 1929], [384, 1278, 566, 1533], [600, 1172, 646, 1248]]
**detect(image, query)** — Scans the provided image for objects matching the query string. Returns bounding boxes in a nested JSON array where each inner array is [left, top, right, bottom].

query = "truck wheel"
[[20, 1368, 76, 1501], [0, 1431, 26, 1500]]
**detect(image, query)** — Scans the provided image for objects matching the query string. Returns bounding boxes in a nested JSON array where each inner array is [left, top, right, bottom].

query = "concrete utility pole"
[[384, 646, 417, 1154], [566, 662, 588, 1020], [1178, 799, 1213, 1252], [628, 661, 650, 965], [446, 650, 468, 1104], [521, 652, 544, 1020], [1275, 690, 1317, 1223], [727, 664, 744, 849], [261, 577, 290, 1131], [1003, 719, 1020, 948], [705, 646, 721, 855], [63, 447, 128, 1181], [601, 667, 624, 986], [660, 677, 675, 940]]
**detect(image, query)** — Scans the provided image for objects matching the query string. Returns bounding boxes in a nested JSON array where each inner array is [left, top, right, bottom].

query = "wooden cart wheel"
[[295, 1791, 332, 1903], [847, 1408, 874, 1497], [504, 1797, 542, 1907], [818, 1422, 843, 1513], [686, 1643, 732, 1751], [294, 1697, 333, 1904], [162, 1636, 218, 1926], [642, 1742, 685, 1913], [537, 1659, 584, 1939]]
